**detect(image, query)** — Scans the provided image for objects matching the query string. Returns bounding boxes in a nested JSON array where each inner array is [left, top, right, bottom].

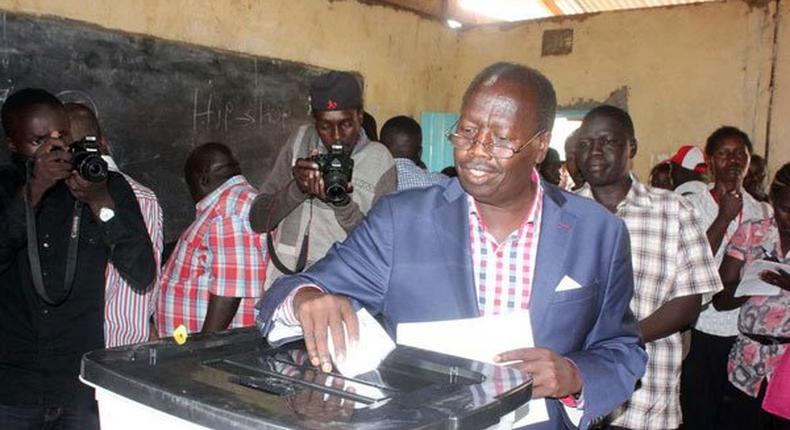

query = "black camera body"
[[69, 136, 108, 183], [311, 142, 354, 205]]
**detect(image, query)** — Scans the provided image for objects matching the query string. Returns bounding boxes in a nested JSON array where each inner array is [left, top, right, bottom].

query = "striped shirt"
[[103, 160, 164, 347], [157, 175, 268, 336], [469, 171, 543, 316]]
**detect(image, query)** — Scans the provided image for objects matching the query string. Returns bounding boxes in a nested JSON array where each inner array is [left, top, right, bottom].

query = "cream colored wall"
[[766, 0, 790, 180], [0, 0, 458, 128], [451, 0, 780, 178], [0, 0, 786, 179]]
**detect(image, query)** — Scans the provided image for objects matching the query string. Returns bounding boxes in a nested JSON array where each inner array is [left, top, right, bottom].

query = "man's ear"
[[629, 138, 638, 159], [357, 109, 364, 125], [6, 138, 18, 154], [534, 131, 552, 164]]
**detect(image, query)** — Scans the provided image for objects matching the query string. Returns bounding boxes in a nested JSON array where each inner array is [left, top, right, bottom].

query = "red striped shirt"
[[104, 173, 163, 347]]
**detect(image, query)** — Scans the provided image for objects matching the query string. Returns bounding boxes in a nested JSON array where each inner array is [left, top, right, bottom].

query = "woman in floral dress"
[[718, 163, 790, 429]]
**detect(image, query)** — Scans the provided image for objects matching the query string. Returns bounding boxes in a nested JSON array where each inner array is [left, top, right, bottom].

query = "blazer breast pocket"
[[552, 281, 598, 304]]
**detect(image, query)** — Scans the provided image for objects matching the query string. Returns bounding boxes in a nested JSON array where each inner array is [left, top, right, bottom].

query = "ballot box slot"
[[381, 354, 485, 386], [204, 358, 393, 404]]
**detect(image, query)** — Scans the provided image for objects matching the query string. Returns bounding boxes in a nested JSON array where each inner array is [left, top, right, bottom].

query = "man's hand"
[[29, 136, 72, 207], [717, 188, 743, 222], [65, 173, 114, 217], [760, 269, 790, 292], [494, 347, 583, 399], [293, 289, 359, 372], [293, 149, 327, 200], [292, 149, 353, 204]]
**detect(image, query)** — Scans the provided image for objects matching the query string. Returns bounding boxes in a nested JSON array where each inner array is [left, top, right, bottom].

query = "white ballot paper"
[[396, 312, 550, 428], [734, 259, 788, 297], [327, 308, 396, 377]]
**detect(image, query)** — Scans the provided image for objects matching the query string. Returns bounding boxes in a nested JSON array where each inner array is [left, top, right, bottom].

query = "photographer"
[[0, 89, 155, 429], [249, 71, 396, 288], [65, 102, 164, 346]]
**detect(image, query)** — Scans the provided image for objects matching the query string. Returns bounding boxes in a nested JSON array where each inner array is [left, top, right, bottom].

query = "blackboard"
[[0, 12, 327, 241]]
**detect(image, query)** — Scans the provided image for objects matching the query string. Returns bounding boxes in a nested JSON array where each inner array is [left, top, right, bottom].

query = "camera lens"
[[324, 171, 348, 203], [77, 155, 108, 183]]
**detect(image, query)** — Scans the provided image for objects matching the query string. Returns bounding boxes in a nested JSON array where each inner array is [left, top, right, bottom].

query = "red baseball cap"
[[668, 145, 707, 173]]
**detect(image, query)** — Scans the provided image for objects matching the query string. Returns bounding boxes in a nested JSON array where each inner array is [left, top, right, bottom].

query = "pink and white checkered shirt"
[[104, 170, 164, 347], [157, 175, 268, 336], [271, 170, 543, 335], [468, 171, 543, 316]]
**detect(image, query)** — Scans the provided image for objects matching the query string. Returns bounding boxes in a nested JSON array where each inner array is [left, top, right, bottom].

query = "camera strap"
[[24, 162, 82, 306], [266, 191, 313, 275], [266, 230, 309, 275]]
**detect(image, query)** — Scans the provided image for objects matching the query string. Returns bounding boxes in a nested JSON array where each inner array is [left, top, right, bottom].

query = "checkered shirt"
[[578, 179, 722, 430], [469, 170, 543, 316], [157, 175, 268, 336], [272, 170, 543, 325], [394, 158, 446, 191], [104, 173, 163, 346]]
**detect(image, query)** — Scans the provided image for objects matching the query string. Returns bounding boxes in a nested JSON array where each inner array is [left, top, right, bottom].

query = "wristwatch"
[[98, 207, 116, 222]]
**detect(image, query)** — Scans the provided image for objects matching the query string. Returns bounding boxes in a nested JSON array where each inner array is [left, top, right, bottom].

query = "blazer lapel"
[[433, 180, 478, 317], [530, 184, 576, 336]]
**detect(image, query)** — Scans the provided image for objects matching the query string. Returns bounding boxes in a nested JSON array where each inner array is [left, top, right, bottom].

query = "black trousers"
[[0, 402, 100, 430], [680, 329, 790, 430]]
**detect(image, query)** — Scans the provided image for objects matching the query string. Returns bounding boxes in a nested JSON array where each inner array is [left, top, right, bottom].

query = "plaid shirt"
[[394, 158, 446, 191], [104, 172, 163, 347], [578, 179, 722, 430], [468, 171, 543, 315], [157, 175, 268, 336]]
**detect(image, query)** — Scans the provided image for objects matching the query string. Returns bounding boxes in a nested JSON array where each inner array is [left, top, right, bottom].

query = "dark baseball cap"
[[309, 71, 363, 113]]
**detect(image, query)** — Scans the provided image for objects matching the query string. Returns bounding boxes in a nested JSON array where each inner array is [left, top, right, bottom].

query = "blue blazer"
[[258, 178, 647, 430]]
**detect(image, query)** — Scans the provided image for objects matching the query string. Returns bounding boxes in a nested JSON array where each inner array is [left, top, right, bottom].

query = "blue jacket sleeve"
[[256, 195, 395, 340], [565, 220, 647, 429]]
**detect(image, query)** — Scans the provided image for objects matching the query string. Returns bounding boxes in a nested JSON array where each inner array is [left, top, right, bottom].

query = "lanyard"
[[24, 161, 83, 306]]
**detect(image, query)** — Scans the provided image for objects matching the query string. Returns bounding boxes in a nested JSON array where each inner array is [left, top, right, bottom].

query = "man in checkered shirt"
[[574, 105, 722, 430], [157, 143, 267, 336]]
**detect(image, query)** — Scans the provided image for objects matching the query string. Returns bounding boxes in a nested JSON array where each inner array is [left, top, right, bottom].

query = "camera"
[[69, 136, 108, 183], [311, 142, 354, 205]]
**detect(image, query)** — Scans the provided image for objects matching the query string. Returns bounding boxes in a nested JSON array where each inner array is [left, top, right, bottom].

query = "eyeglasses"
[[445, 121, 545, 159]]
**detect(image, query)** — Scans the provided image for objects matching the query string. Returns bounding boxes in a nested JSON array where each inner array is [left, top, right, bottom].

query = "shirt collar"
[[620, 175, 653, 209], [195, 175, 246, 213], [467, 168, 543, 232], [576, 173, 651, 211], [101, 155, 120, 173], [395, 158, 418, 168]]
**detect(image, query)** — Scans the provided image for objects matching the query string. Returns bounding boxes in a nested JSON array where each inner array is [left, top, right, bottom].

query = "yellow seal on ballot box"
[[173, 324, 188, 345]]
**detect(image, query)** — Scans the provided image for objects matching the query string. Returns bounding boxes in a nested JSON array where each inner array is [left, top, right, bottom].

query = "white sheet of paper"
[[735, 260, 787, 297], [396, 312, 549, 427], [327, 308, 396, 377]]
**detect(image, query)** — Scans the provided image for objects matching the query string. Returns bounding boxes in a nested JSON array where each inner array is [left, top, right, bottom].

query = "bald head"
[[380, 116, 422, 162], [184, 142, 242, 203], [64, 102, 102, 144]]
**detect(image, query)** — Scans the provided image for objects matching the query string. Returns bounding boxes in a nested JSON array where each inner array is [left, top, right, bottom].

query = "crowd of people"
[[0, 62, 787, 430]]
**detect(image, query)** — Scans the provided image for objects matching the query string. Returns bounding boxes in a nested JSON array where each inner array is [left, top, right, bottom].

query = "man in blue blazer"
[[257, 62, 646, 429]]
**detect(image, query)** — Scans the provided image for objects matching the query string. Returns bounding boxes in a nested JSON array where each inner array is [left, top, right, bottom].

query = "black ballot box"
[[81, 327, 533, 430]]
